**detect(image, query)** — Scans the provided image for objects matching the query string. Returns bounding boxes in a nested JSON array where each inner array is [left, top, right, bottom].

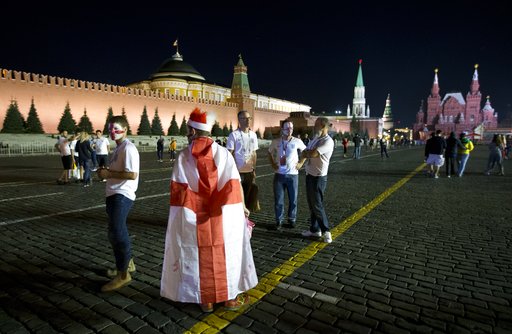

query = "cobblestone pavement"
[[0, 144, 511, 334]]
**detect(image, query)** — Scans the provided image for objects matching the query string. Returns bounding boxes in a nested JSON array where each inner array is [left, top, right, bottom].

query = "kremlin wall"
[[0, 51, 313, 136]]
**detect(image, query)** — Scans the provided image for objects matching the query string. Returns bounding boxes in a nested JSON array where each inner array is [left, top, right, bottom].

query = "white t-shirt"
[[95, 137, 110, 155], [58, 139, 71, 157], [268, 137, 306, 175], [69, 140, 78, 157], [305, 135, 334, 176], [226, 129, 259, 172], [106, 139, 140, 201]]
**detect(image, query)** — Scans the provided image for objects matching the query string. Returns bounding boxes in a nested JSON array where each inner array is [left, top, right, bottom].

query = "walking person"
[[379, 136, 389, 159], [444, 131, 462, 178], [485, 134, 505, 176], [352, 133, 362, 159], [168, 137, 177, 162], [301, 117, 334, 243], [457, 132, 474, 177], [227, 110, 260, 212], [268, 120, 306, 229], [97, 116, 140, 292], [342, 137, 348, 157], [76, 131, 94, 187], [424, 130, 446, 178], [160, 108, 257, 313], [156, 135, 164, 162]]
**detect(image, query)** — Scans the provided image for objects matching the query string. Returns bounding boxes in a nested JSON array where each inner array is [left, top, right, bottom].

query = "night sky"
[[1, 1, 511, 127]]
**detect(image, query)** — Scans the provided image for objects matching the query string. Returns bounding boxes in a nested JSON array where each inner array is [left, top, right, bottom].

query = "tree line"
[[1, 99, 258, 137]]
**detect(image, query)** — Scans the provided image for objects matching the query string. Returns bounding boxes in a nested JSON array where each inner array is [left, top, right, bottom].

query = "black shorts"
[[61, 155, 72, 170], [96, 154, 109, 167]]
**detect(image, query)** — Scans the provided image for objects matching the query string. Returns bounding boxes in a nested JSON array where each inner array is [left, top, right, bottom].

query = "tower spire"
[[356, 59, 364, 87], [470, 64, 480, 94], [431, 68, 440, 97]]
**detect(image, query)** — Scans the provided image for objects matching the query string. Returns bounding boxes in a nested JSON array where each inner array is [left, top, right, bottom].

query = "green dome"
[[151, 52, 205, 82]]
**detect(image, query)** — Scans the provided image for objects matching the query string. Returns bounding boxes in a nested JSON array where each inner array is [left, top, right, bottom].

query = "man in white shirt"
[[94, 130, 110, 181], [226, 110, 260, 211], [267, 120, 306, 229], [301, 117, 334, 243], [97, 116, 140, 292]]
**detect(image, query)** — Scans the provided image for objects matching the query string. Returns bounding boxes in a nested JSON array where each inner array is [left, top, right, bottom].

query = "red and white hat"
[[187, 107, 215, 131]]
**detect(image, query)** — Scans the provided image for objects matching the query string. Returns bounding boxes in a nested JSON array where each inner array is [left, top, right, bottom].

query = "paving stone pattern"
[[0, 144, 511, 333]]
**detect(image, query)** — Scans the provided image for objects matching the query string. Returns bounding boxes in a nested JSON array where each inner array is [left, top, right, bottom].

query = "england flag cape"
[[161, 137, 258, 304]]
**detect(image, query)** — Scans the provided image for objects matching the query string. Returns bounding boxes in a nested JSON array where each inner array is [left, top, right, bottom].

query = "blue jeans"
[[80, 159, 92, 184], [157, 148, 163, 160], [273, 173, 298, 225], [457, 154, 470, 176], [353, 146, 361, 159], [106, 194, 134, 272], [306, 174, 329, 233]]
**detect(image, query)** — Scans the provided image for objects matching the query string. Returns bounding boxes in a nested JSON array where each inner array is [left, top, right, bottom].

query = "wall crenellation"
[[1, 68, 238, 107]]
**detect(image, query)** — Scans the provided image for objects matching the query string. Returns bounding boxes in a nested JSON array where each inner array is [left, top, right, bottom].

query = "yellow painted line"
[[185, 163, 426, 333]]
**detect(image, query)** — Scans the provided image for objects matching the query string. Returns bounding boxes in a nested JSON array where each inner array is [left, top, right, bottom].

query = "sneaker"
[[101, 272, 132, 292], [434, 175, 439, 179], [107, 258, 136, 277], [224, 293, 250, 311], [301, 230, 322, 237], [323, 231, 332, 243], [447, 175, 451, 178]]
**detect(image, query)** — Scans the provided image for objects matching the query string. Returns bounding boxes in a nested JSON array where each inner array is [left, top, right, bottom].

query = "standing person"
[[485, 134, 505, 176], [95, 130, 110, 182], [424, 130, 446, 178], [69, 133, 81, 182], [76, 131, 94, 187], [457, 132, 474, 177], [268, 120, 306, 229], [168, 137, 177, 162], [97, 116, 140, 292], [379, 136, 389, 159], [342, 137, 348, 157], [302, 133, 310, 146], [161, 108, 257, 313], [301, 117, 334, 243], [444, 131, 462, 178], [157, 136, 165, 162], [352, 133, 362, 159], [369, 138, 375, 151], [56, 134, 72, 185], [55, 130, 68, 182], [227, 110, 260, 212]]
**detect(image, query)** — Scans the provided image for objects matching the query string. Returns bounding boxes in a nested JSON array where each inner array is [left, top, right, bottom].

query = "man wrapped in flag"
[[161, 108, 258, 313]]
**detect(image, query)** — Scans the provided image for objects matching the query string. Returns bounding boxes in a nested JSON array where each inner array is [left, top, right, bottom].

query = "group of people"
[[424, 130, 506, 178], [156, 136, 177, 162], [55, 129, 110, 186], [98, 108, 335, 315]]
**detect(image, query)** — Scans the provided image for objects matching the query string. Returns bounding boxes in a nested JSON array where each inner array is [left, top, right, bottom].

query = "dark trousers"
[[306, 174, 329, 233], [106, 194, 134, 272], [445, 155, 456, 176]]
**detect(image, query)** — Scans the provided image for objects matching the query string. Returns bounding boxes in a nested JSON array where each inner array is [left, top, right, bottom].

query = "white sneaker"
[[301, 230, 322, 237], [323, 231, 332, 243]]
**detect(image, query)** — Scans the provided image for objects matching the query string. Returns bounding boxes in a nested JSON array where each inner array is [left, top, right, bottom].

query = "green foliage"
[[211, 121, 223, 136], [57, 102, 77, 133], [222, 123, 229, 137], [137, 106, 152, 135], [121, 108, 132, 135], [103, 107, 114, 134], [264, 127, 273, 140], [167, 113, 179, 136], [255, 129, 262, 139], [179, 116, 187, 136], [1, 100, 25, 133], [229, 121, 233, 133], [151, 108, 164, 136], [25, 99, 44, 133], [350, 114, 360, 135], [78, 109, 94, 134]]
